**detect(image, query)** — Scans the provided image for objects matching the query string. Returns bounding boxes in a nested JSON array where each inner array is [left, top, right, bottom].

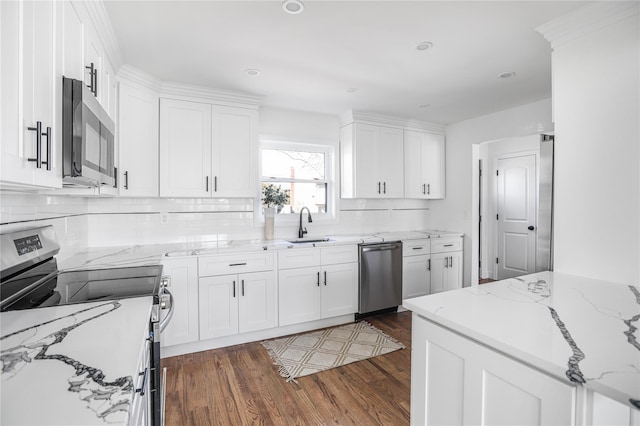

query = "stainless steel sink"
[[287, 238, 333, 244]]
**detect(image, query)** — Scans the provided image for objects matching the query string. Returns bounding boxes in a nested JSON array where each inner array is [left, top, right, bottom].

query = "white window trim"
[[255, 137, 339, 227]]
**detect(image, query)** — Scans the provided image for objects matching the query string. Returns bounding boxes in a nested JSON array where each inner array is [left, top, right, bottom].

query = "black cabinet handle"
[[427, 183, 430, 195], [383, 182, 386, 194], [241, 279, 245, 296], [378, 182, 381, 194], [27, 121, 42, 168], [135, 367, 148, 396], [85, 62, 97, 96], [214, 176, 218, 192], [41, 126, 51, 170], [124, 171, 129, 190], [317, 271, 320, 286], [528, 226, 535, 231], [427, 258, 431, 271], [422, 183, 426, 194], [232, 280, 236, 298], [324, 271, 327, 286], [229, 262, 247, 267], [113, 166, 118, 188], [206, 176, 209, 192]]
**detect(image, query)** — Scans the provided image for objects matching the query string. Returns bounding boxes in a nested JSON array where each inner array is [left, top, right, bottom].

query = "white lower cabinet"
[[160, 258, 199, 347], [278, 246, 358, 327], [199, 271, 277, 340], [402, 239, 431, 299], [430, 237, 463, 293], [411, 314, 576, 425]]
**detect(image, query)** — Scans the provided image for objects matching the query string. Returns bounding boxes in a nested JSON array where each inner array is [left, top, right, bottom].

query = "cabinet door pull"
[[27, 121, 42, 168], [317, 271, 320, 286], [241, 279, 245, 296], [206, 176, 209, 192], [443, 244, 454, 247], [232, 280, 236, 298], [135, 367, 149, 396], [427, 183, 430, 195], [214, 176, 218, 192], [422, 183, 426, 195], [445, 257, 449, 268], [378, 182, 381, 194], [85, 63, 97, 96], [383, 182, 386, 194], [41, 126, 51, 170], [427, 258, 431, 271], [229, 262, 247, 267], [449, 256, 453, 266], [324, 271, 327, 286], [412, 247, 423, 250], [124, 171, 129, 190]]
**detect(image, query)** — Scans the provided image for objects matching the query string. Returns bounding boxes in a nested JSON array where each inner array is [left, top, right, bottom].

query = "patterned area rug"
[[261, 321, 405, 383]]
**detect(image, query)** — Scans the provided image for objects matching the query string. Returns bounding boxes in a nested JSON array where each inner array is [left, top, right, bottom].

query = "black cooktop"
[[0, 262, 163, 312]]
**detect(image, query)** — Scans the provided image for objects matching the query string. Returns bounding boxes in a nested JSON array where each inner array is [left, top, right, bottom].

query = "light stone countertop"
[[57, 230, 463, 271], [403, 271, 640, 410], [1, 297, 154, 425]]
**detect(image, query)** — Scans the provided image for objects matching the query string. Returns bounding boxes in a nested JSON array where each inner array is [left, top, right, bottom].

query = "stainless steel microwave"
[[61, 77, 115, 187]]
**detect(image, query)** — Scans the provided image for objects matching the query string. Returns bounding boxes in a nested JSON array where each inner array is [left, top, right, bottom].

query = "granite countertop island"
[[403, 271, 640, 410], [1, 297, 153, 425]]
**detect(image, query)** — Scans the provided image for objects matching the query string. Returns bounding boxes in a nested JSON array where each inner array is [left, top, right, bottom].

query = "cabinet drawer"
[[403, 239, 430, 256], [431, 237, 463, 253], [320, 245, 358, 265], [198, 252, 274, 276], [278, 248, 321, 269]]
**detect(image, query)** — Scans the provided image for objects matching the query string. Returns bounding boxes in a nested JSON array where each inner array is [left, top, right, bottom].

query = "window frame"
[[257, 138, 338, 227]]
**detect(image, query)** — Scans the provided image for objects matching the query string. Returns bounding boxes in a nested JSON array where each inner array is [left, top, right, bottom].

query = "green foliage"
[[261, 183, 290, 208]]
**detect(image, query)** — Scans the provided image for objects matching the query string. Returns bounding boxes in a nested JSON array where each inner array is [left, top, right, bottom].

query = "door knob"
[[528, 226, 535, 231]]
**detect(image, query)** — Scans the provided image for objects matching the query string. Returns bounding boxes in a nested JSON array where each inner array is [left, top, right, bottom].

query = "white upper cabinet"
[[159, 98, 258, 198], [118, 80, 159, 197], [404, 130, 445, 199], [1, 0, 60, 189], [212, 106, 258, 197], [159, 99, 212, 197], [341, 123, 404, 198]]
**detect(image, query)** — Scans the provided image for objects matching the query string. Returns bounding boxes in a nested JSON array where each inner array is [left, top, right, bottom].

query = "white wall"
[[542, 5, 639, 283], [432, 99, 554, 286]]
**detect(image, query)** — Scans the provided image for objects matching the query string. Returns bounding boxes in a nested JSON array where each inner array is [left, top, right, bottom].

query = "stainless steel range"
[[0, 225, 173, 426]]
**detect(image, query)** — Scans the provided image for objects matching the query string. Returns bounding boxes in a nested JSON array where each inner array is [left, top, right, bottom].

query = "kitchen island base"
[[410, 313, 640, 426]]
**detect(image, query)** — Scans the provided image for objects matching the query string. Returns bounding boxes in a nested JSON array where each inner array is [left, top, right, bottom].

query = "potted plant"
[[261, 184, 290, 240]]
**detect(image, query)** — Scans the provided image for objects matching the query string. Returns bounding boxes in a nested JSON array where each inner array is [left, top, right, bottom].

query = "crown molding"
[[81, 0, 123, 70], [340, 110, 445, 134], [160, 82, 263, 110], [537, 2, 639, 48], [117, 65, 163, 92]]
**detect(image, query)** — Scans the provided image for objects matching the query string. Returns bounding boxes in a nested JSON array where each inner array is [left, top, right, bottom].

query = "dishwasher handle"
[[360, 243, 401, 253]]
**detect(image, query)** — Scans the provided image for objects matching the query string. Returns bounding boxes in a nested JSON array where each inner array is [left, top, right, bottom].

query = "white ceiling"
[[104, 0, 589, 124]]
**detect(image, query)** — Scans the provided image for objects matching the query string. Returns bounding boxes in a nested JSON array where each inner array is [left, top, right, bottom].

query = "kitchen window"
[[260, 140, 335, 221]]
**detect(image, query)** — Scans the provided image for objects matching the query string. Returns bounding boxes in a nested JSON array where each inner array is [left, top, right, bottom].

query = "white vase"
[[264, 207, 276, 240]]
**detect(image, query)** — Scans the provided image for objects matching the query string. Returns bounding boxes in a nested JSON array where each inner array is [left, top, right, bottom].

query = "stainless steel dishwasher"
[[357, 241, 403, 319]]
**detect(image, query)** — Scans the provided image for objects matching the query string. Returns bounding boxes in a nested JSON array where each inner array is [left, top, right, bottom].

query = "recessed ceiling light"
[[282, 0, 304, 14], [498, 71, 516, 79], [416, 41, 433, 51], [418, 104, 430, 108], [245, 69, 261, 76], [346, 88, 358, 93]]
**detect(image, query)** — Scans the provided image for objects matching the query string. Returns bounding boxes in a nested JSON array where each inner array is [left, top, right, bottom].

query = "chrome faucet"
[[298, 206, 312, 238]]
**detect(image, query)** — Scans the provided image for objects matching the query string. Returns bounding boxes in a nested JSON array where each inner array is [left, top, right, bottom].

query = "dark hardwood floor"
[[162, 311, 412, 425]]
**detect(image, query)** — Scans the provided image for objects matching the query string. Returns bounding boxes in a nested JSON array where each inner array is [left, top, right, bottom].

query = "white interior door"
[[496, 154, 537, 279]]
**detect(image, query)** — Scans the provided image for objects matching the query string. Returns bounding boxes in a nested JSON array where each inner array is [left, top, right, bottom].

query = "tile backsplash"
[[1, 193, 432, 252]]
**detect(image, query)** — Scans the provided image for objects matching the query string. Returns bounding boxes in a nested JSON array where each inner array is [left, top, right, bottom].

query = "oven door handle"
[[159, 288, 175, 333]]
